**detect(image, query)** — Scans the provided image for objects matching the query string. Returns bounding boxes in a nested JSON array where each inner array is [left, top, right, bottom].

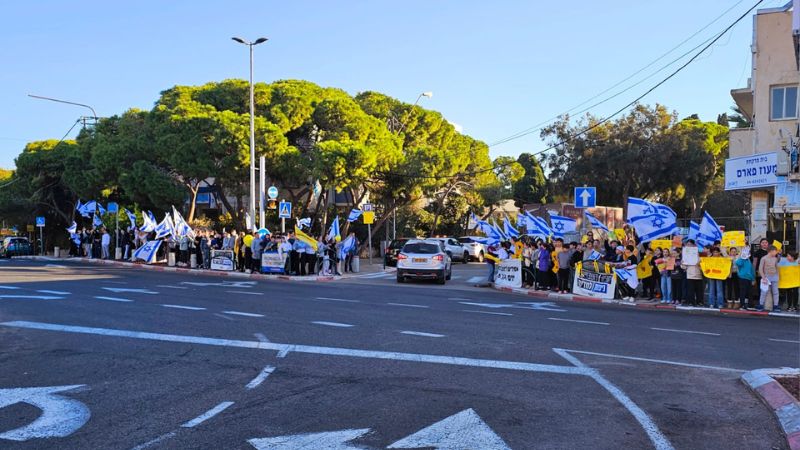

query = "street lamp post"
[[393, 91, 432, 239], [232, 36, 268, 230]]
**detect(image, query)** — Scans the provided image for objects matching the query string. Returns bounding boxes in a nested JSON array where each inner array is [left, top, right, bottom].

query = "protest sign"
[[700, 257, 731, 280], [721, 231, 745, 248], [261, 251, 287, 274], [778, 262, 800, 289], [572, 262, 616, 300], [682, 246, 699, 265], [495, 259, 522, 288]]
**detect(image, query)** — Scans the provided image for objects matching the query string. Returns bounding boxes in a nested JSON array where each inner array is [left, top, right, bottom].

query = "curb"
[[741, 368, 800, 449], [492, 285, 798, 319], [15, 256, 340, 282]]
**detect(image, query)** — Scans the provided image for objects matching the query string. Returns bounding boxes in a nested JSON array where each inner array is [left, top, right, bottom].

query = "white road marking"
[[387, 303, 429, 309], [651, 327, 720, 336], [182, 281, 256, 288], [554, 348, 746, 372], [312, 321, 355, 328], [156, 285, 189, 290], [0, 385, 90, 442], [388, 408, 510, 449], [315, 297, 360, 303], [769, 338, 800, 344], [44, 264, 67, 269], [459, 301, 566, 312], [0, 295, 65, 300], [401, 331, 445, 338], [213, 313, 234, 321], [161, 304, 206, 311], [467, 277, 485, 283], [222, 311, 264, 318], [254, 333, 270, 343], [226, 290, 264, 296], [245, 365, 275, 389], [0, 286, 20, 290], [548, 318, 609, 326], [462, 310, 513, 316], [277, 347, 291, 358], [0, 321, 588, 375], [36, 290, 71, 295], [249, 428, 370, 449], [181, 401, 234, 428], [131, 431, 177, 450], [102, 287, 157, 294], [459, 301, 511, 309], [102, 281, 128, 284], [93, 296, 133, 303], [449, 275, 462, 280], [553, 349, 674, 450]]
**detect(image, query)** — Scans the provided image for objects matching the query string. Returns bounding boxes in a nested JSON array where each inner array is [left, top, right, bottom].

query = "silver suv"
[[396, 239, 452, 284]]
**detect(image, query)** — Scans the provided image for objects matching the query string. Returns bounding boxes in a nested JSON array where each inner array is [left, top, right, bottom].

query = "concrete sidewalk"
[[493, 284, 799, 319]]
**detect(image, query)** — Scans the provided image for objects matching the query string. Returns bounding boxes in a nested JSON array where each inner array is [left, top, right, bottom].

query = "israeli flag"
[[338, 234, 356, 260], [133, 239, 162, 263], [503, 216, 520, 239], [172, 206, 193, 238], [66, 221, 77, 234], [470, 213, 500, 245], [327, 216, 341, 241], [524, 212, 552, 239], [699, 211, 722, 242], [245, 212, 253, 231], [139, 211, 156, 233], [154, 214, 174, 239], [347, 209, 362, 222], [93, 213, 103, 228], [690, 220, 715, 247], [97, 204, 106, 216], [584, 211, 610, 233], [257, 227, 270, 237], [516, 214, 525, 228], [688, 221, 700, 242], [587, 250, 602, 261], [78, 200, 97, 218], [297, 217, 311, 229], [548, 213, 577, 238], [615, 265, 639, 289], [626, 197, 677, 243], [125, 209, 138, 229], [75, 200, 83, 213], [491, 218, 508, 240]]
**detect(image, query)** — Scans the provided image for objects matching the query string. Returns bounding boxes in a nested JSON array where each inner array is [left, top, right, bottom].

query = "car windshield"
[[458, 237, 474, 244], [402, 243, 440, 254], [390, 240, 407, 249]]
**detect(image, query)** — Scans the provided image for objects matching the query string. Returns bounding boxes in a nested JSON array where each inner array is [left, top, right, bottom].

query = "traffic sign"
[[362, 203, 373, 212], [362, 211, 375, 224], [574, 187, 596, 208], [35, 216, 45, 227], [278, 201, 292, 219], [268, 186, 279, 200], [106, 202, 118, 213]]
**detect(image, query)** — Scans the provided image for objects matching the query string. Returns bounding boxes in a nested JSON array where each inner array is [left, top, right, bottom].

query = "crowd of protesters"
[[483, 227, 796, 313]]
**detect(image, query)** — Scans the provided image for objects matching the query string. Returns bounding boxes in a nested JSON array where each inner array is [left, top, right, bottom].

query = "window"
[[771, 85, 798, 120]]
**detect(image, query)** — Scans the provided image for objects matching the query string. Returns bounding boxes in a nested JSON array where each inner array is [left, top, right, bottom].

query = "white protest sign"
[[494, 259, 522, 288], [210, 249, 235, 271], [682, 246, 699, 265], [572, 263, 616, 300]]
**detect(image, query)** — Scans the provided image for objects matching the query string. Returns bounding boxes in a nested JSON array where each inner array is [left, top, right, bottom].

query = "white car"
[[430, 237, 469, 263], [397, 239, 452, 284], [458, 236, 486, 262]]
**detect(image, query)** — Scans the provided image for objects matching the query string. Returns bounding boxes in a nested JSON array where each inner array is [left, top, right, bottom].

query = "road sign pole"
[[40, 226, 44, 256], [368, 223, 372, 266]]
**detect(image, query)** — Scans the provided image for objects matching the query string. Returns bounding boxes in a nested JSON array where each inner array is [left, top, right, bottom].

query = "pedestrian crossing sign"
[[279, 201, 292, 219]]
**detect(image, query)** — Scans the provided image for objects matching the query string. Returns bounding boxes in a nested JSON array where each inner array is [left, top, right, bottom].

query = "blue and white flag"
[[78, 200, 97, 218], [548, 213, 577, 238], [139, 211, 156, 233], [503, 216, 520, 239], [71, 233, 81, 247], [584, 211, 610, 233], [154, 214, 174, 239], [97, 204, 106, 216], [347, 209, 362, 222], [133, 239, 162, 263], [172, 206, 193, 238], [491, 218, 508, 240], [626, 197, 677, 243], [338, 234, 356, 260], [124, 209, 138, 229], [688, 221, 700, 242], [615, 265, 639, 289], [524, 212, 552, 239], [690, 220, 715, 247], [66, 221, 77, 234], [699, 211, 722, 242], [75, 200, 83, 213], [327, 216, 341, 241], [470, 213, 500, 245], [245, 212, 253, 231], [93, 213, 103, 228], [516, 214, 525, 228], [297, 217, 311, 229], [587, 250, 602, 261], [257, 227, 270, 237]]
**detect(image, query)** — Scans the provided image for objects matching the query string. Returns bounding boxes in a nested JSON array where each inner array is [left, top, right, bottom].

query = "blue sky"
[[0, 0, 780, 169]]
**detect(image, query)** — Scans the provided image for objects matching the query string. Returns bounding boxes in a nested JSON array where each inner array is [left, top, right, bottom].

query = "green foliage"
[[512, 153, 548, 206]]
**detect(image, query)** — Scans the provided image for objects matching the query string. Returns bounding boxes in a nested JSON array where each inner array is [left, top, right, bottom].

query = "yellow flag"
[[614, 229, 626, 241], [294, 226, 318, 251], [637, 256, 653, 279], [778, 264, 800, 288], [699, 257, 731, 280]]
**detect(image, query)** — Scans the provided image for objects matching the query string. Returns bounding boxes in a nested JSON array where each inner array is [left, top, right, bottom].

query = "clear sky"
[[0, 0, 782, 169]]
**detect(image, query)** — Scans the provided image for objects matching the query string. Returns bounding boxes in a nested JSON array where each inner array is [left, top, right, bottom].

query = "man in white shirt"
[[101, 229, 111, 259]]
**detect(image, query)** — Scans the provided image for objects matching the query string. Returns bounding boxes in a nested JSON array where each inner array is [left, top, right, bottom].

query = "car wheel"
[[437, 273, 446, 285], [478, 251, 484, 263], [446, 268, 452, 280], [462, 252, 469, 264], [397, 273, 405, 283]]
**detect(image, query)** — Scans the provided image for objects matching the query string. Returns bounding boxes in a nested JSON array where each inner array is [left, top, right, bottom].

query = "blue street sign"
[[107, 202, 119, 213], [35, 216, 46, 227], [278, 201, 292, 219], [574, 187, 596, 208], [268, 186, 279, 200]]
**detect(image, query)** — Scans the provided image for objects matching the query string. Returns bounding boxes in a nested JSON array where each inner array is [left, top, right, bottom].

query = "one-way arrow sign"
[[0, 385, 90, 441], [574, 187, 596, 208], [389, 408, 510, 449], [248, 428, 370, 449]]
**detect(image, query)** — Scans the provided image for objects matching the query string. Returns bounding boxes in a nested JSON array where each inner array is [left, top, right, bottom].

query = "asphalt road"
[[0, 258, 797, 449]]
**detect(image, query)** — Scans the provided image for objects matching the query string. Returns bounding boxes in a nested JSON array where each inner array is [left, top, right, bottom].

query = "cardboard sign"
[[682, 246, 699, 265], [650, 240, 672, 251], [261, 251, 287, 274], [614, 229, 626, 242], [699, 257, 731, 280], [778, 262, 800, 288], [721, 231, 745, 248], [672, 235, 683, 248], [210, 249, 235, 271], [772, 240, 783, 251], [494, 258, 522, 288], [572, 262, 616, 300]]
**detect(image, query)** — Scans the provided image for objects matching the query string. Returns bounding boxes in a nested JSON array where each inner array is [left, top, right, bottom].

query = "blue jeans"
[[487, 262, 495, 282], [708, 279, 724, 307], [660, 274, 672, 302]]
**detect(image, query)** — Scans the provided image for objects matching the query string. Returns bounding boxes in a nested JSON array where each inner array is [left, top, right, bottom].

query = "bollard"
[[352, 255, 360, 273], [190, 253, 197, 269], [168, 252, 176, 267], [115, 248, 122, 260], [53, 247, 60, 258]]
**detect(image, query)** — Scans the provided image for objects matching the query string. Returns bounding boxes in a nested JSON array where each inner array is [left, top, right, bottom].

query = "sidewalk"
[[493, 284, 799, 319]]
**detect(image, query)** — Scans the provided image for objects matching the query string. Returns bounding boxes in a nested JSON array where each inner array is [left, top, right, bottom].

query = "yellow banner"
[[778, 264, 800, 288], [699, 257, 731, 280], [772, 240, 783, 251], [637, 256, 653, 279], [721, 231, 745, 248], [650, 240, 672, 251], [294, 226, 318, 251], [614, 229, 626, 241]]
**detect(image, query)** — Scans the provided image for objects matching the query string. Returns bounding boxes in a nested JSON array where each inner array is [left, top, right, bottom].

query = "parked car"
[[458, 236, 487, 262], [384, 238, 410, 267], [1, 236, 33, 258], [396, 239, 452, 284], [430, 237, 469, 263]]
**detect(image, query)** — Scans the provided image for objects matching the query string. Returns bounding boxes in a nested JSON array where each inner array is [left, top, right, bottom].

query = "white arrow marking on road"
[[458, 301, 566, 312], [458, 301, 514, 309], [36, 290, 71, 295], [45, 264, 67, 269], [401, 331, 445, 338], [248, 428, 371, 449], [0, 295, 65, 300], [0, 385, 90, 442], [388, 408, 510, 449], [101, 287, 158, 295], [0, 286, 20, 290], [93, 296, 133, 303], [311, 321, 354, 328], [182, 281, 256, 288], [578, 189, 592, 207]]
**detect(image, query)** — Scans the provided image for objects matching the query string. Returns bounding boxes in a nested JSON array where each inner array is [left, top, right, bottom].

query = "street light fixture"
[[28, 94, 98, 126], [231, 36, 269, 230]]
